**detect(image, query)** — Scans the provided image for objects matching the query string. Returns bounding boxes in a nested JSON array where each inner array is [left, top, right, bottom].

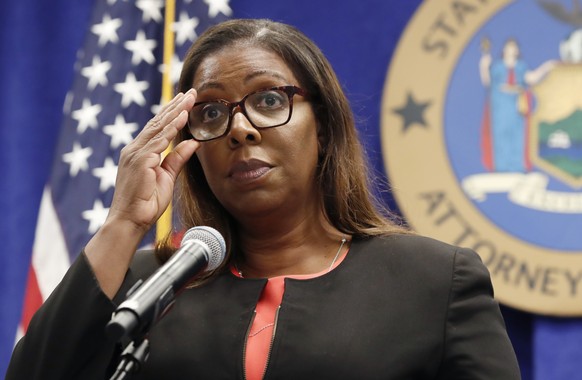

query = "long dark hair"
[[157, 19, 409, 276]]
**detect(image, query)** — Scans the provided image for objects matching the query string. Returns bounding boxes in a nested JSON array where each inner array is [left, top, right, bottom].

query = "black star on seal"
[[392, 92, 431, 132]]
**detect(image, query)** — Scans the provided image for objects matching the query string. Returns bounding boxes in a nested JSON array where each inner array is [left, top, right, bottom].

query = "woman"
[[8, 19, 521, 379], [479, 38, 556, 172]]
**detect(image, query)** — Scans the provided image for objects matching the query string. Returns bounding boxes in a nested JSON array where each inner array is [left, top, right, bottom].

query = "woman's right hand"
[[85, 89, 199, 298], [108, 89, 200, 236]]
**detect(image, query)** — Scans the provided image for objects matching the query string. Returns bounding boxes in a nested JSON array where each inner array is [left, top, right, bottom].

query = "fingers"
[[142, 110, 190, 155], [160, 138, 201, 182], [130, 89, 197, 154]]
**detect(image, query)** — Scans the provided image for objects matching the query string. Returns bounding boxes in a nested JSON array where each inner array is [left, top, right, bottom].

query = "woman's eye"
[[201, 104, 225, 123], [255, 91, 285, 109]]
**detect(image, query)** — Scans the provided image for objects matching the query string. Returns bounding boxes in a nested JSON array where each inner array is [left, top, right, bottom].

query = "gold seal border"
[[381, 0, 582, 316]]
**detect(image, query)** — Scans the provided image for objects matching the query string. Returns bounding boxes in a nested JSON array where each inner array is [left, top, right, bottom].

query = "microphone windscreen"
[[181, 226, 226, 271]]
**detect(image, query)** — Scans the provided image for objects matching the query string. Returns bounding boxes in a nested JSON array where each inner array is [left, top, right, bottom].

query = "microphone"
[[106, 226, 226, 341]]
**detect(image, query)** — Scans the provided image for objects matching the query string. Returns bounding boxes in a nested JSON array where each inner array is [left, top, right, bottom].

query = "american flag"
[[16, 0, 231, 340]]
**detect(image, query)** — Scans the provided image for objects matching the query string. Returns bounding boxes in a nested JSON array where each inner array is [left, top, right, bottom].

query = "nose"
[[227, 107, 262, 148]]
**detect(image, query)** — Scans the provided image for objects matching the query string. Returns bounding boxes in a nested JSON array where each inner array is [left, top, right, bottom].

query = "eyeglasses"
[[187, 85, 307, 142]]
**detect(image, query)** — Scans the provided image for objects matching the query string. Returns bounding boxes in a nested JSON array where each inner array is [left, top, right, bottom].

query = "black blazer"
[[7, 234, 521, 379]]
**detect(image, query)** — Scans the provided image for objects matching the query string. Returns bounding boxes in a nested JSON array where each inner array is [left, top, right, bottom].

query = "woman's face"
[[503, 41, 519, 60], [192, 44, 320, 222]]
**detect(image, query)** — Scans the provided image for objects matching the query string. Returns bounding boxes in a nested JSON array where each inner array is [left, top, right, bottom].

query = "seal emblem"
[[382, 0, 582, 315]]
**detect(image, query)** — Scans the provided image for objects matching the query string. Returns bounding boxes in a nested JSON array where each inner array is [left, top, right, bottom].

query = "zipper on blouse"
[[261, 305, 281, 379], [242, 310, 256, 380]]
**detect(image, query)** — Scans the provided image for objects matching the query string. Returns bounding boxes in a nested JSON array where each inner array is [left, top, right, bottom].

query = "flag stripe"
[[20, 265, 42, 332], [16, 187, 71, 344], [32, 188, 71, 300]]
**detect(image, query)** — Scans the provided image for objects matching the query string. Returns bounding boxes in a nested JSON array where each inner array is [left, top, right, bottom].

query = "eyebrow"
[[196, 70, 290, 93], [244, 70, 289, 83]]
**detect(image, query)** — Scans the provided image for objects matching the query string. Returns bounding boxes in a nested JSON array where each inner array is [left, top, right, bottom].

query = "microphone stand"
[[109, 338, 150, 380]]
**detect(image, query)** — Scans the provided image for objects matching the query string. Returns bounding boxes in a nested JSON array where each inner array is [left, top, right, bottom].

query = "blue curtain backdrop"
[[0, 0, 95, 374], [1, 0, 579, 378]]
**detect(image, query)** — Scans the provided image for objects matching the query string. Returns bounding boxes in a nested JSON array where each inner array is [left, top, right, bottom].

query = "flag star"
[[103, 114, 139, 148], [151, 102, 162, 116], [136, 0, 164, 23], [91, 14, 123, 47], [124, 30, 157, 65], [150, 95, 165, 115], [173, 12, 199, 45], [204, 0, 232, 18], [71, 99, 102, 134], [92, 157, 118, 192], [62, 142, 93, 177], [82, 199, 110, 234], [81, 56, 112, 90], [114, 72, 149, 107], [159, 54, 183, 86]]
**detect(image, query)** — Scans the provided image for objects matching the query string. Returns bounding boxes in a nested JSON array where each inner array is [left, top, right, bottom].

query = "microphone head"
[[181, 226, 226, 271]]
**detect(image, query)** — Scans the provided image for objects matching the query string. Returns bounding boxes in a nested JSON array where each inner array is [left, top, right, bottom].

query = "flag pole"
[[157, 0, 177, 242]]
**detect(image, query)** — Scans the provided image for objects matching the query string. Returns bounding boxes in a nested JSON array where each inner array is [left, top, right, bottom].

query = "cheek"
[[283, 125, 319, 170], [195, 142, 220, 169], [298, 118, 320, 156], [194, 147, 220, 186]]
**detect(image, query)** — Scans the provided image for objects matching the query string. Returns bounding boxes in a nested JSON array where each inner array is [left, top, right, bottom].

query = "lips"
[[228, 159, 273, 182]]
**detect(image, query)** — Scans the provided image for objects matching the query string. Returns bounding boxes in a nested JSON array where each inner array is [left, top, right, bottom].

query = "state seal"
[[382, 0, 582, 315]]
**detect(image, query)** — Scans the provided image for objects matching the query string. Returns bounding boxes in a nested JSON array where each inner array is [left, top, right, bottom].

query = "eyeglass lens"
[[189, 88, 292, 141]]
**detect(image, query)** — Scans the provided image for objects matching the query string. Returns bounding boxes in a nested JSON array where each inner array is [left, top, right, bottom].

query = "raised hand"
[[108, 89, 199, 234], [85, 89, 199, 298]]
